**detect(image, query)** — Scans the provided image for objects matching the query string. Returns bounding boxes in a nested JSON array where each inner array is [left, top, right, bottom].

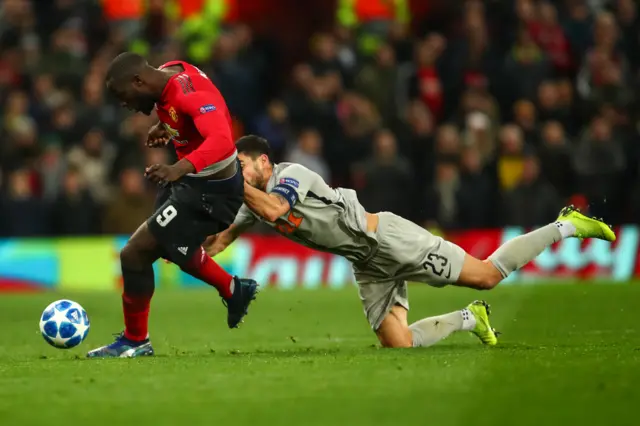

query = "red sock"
[[123, 292, 153, 342], [183, 247, 233, 299]]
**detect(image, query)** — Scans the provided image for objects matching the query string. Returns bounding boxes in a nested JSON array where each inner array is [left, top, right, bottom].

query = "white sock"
[[460, 307, 477, 331], [409, 310, 475, 348], [555, 221, 576, 239]]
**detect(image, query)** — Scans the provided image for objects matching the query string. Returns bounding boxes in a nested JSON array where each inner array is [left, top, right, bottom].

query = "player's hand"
[[146, 123, 170, 148], [203, 234, 219, 257], [144, 164, 182, 183]]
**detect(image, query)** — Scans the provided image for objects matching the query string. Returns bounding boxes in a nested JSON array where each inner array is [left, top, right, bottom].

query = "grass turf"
[[0, 283, 639, 426]]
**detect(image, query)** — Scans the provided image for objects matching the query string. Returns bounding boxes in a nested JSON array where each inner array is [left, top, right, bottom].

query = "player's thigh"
[[376, 305, 412, 348], [147, 194, 203, 263], [357, 278, 411, 347], [121, 221, 164, 266], [454, 255, 503, 290], [149, 175, 244, 264], [375, 213, 467, 287]]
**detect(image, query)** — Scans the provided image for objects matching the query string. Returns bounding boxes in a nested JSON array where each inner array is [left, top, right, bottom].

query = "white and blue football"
[[39, 300, 90, 349]]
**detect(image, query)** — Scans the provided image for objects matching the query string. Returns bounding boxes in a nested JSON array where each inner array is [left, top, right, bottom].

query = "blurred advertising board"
[[0, 226, 637, 292]]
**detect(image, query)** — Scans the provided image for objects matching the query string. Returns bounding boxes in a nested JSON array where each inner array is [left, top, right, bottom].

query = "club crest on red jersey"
[[169, 107, 178, 122]]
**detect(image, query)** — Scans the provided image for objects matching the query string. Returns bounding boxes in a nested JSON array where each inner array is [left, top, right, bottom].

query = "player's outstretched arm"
[[204, 224, 244, 257], [243, 182, 290, 222]]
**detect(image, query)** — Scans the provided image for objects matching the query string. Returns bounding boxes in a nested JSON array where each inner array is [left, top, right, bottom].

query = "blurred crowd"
[[0, 0, 639, 238]]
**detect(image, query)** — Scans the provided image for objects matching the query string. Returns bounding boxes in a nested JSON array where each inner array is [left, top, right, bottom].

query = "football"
[[39, 300, 90, 349]]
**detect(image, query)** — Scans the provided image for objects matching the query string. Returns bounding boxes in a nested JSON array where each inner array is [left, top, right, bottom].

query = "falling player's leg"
[[456, 205, 616, 290], [361, 206, 617, 348], [353, 212, 501, 348], [357, 279, 496, 348]]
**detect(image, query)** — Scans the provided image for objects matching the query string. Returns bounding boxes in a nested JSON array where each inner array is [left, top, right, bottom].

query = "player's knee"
[[119, 242, 140, 268], [376, 326, 413, 348], [120, 239, 154, 268], [458, 256, 503, 291], [475, 264, 502, 290]]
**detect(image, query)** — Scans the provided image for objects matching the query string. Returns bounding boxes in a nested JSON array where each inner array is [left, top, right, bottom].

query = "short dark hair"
[[105, 52, 148, 84], [236, 135, 272, 161]]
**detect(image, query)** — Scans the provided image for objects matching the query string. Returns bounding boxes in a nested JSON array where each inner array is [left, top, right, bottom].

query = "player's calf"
[[376, 303, 499, 349], [176, 246, 259, 328]]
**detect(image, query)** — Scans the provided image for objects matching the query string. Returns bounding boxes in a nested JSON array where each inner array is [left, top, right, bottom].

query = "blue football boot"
[[224, 276, 259, 328], [86, 332, 154, 358]]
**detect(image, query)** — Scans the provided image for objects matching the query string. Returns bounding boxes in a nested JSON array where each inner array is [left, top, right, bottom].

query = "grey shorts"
[[353, 212, 467, 330]]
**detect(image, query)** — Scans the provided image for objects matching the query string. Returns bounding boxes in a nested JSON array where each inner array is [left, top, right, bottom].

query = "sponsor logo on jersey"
[[279, 177, 299, 188], [199, 104, 216, 114], [168, 107, 178, 122]]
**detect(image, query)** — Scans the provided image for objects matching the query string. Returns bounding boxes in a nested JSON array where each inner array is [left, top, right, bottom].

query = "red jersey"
[[156, 61, 236, 175]]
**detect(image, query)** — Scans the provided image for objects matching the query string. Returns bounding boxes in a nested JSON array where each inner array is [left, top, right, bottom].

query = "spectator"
[[0, 168, 49, 236], [337, 93, 381, 165], [309, 33, 343, 79], [536, 80, 573, 132], [503, 155, 561, 227], [102, 168, 154, 234], [573, 115, 626, 220], [409, 34, 446, 122], [355, 43, 398, 125], [212, 30, 262, 125], [435, 124, 461, 162], [252, 99, 292, 161], [78, 71, 120, 136], [38, 24, 88, 93], [443, 7, 502, 116], [40, 144, 66, 200], [616, 0, 640, 68], [497, 124, 527, 191], [333, 26, 358, 84], [353, 130, 414, 219], [538, 121, 575, 198], [457, 89, 499, 162], [50, 165, 100, 235], [457, 147, 495, 228], [286, 129, 331, 183], [426, 162, 460, 229], [577, 11, 631, 107], [513, 99, 539, 146], [527, 2, 573, 75], [402, 100, 435, 192], [504, 26, 550, 103], [66, 128, 115, 203], [563, 0, 594, 59], [45, 102, 84, 149], [29, 73, 63, 124]]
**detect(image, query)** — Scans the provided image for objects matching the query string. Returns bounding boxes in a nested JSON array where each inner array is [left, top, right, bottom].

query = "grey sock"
[[488, 223, 562, 278]]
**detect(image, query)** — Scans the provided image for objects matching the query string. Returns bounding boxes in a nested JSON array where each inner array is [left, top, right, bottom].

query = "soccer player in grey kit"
[[206, 135, 616, 348]]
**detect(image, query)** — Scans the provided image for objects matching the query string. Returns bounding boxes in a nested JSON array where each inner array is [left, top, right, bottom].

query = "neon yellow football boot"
[[556, 205, 616, 242], [467, 300, 499, 346]]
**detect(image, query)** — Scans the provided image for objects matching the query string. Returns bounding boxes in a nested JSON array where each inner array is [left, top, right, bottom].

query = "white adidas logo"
[[178, 246, 188, 255]]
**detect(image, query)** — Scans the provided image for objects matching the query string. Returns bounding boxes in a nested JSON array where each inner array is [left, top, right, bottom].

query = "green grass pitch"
[[1, 283, 639, 426]]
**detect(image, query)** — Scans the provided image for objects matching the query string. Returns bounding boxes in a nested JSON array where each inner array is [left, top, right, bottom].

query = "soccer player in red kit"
[[87, 53, 258, 358]]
